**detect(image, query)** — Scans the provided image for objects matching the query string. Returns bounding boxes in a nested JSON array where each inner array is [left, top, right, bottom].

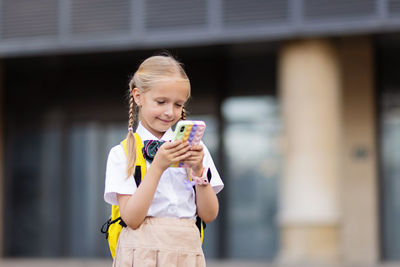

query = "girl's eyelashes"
[[155, 99, 184, 107]]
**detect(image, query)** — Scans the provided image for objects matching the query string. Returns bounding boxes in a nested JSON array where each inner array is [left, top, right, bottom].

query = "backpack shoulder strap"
[[120, 133, 146, 185], [103, 133, 148, 260]]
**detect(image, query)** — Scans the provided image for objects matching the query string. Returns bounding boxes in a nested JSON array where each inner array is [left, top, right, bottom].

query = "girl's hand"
[[152, 141, 190, 171], [182, 144, 204, 176]]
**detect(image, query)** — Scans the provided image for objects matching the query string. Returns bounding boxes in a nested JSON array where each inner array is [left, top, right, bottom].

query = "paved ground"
[[0, 259, 399, 267]]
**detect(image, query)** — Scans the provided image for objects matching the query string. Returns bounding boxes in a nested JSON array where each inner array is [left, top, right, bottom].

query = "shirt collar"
[[136, 121, 174, 142]]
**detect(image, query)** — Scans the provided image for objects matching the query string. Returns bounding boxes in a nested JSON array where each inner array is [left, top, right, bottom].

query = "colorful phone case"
[[171, 120, 206, 167]]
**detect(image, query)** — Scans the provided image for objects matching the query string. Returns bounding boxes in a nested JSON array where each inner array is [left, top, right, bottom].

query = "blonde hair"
[[125, 54, 190, 177]]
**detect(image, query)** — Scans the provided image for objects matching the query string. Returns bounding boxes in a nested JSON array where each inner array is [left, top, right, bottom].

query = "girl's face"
[[133, 79, 190, 139]]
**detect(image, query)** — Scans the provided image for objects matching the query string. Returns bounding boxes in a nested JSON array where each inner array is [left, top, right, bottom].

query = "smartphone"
[[171, 120, 206, 167]]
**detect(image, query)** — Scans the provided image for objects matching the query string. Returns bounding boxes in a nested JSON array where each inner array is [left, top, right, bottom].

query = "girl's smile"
[[158, 118, 173, 124]]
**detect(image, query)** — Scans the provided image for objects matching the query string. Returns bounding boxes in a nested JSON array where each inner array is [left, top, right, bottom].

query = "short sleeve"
[[201, 142, 224, 194], [104, 144, 138, 206]]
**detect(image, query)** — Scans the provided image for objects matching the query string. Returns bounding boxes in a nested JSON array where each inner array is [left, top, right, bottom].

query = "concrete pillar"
[[278, 39, 341, 263], [338, 36, 378, 264]]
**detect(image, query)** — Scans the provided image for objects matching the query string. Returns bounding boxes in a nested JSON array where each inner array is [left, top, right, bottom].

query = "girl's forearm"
[[117, 166, 164, 229], [195, 184, 219, 223]]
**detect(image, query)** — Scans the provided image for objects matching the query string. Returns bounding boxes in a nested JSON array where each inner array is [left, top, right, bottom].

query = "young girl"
[[104, 54, 224, 266]]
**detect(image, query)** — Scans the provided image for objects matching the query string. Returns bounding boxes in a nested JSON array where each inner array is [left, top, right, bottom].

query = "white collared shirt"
[[104, 122, 224, 219]]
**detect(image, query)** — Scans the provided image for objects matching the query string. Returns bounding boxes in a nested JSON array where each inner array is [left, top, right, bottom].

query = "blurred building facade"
[[0, 0, 400, 265]]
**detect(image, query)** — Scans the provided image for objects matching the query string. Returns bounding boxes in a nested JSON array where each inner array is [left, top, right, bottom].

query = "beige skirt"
[[113, 217, 206, 267]]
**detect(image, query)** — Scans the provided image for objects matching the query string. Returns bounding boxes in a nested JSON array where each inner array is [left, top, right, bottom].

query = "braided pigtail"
[[125, 87, 137, 178], [181, 106, 187, 120]]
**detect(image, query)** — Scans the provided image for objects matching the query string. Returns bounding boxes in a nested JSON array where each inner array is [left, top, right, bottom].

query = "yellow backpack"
[[101, 133, 205, 259]]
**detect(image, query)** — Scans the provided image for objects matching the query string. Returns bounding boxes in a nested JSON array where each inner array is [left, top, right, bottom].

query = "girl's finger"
[[169, 140, 189, 150], [182, 155, 202, 163], [171, 144, 190, 156], [176, 153, 191, 162], [189, 145, 203, 151], [185, 152, 203, 161], [162, 140, 183, 150], [169, 144, 190, 155]]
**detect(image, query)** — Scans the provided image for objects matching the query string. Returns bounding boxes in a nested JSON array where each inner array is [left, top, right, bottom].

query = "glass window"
[[4, 119, 127, 257], [378, 39, 400, 260], [222, 96, 282, 259], [65, 122, 126, 256]]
